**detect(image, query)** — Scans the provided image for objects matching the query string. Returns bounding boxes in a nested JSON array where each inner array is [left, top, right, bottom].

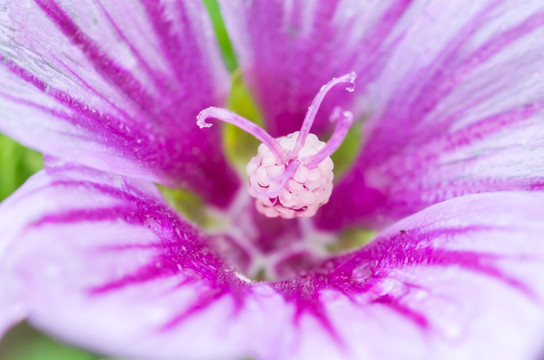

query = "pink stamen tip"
[[196, 109, 214, 128], [293, 72, 357, 154]]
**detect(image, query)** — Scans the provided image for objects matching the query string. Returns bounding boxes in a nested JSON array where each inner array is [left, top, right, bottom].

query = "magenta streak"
[[292, 73, 356, 154], [50, 55, 136, 124], [341, 227, 534, 298], [160, 288, 229, 331], [1, 59, 149, 153], [95, 0, 169, 97], [374, 296, 429, 328], [34, 0, 157, 113], [271, 280, 345, 347], [383, 102, 544, 176], [96, 243, 165, 252], [367, 2, 544, 163], [25, 176, 248, 323], [29, 206, 144, 229], [302, 108, 354, 168], [346, 0, 415, 89], [393, 2, 501, 125], [141, 0, 217, 108], [0, 89, 82, 124], [197, 107, 285, 161], [410, 8, 544, 130], [454, 10, 544, 85], [141, 1, 193, 83]]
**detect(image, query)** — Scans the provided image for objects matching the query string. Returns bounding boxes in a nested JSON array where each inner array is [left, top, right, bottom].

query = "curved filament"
[[302, 108, 354, 168], [197, 107, 285, 161], [292, 72, 357, 154]]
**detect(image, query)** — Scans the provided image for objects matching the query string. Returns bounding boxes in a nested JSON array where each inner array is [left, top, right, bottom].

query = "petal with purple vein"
[[2, 163, 544, 359], [219, 0, 415, 137], [316, 0, 544, 229], [0, 0, 239, 207]]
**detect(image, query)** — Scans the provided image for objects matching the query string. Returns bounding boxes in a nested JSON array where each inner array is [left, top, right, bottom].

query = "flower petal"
[[0, 0, 239, 207], [281, 192, 544, 359], [315, 0, 544, 229], [3, 163, 544, 359], [0, 198, 25, 336], [219, 0, 412, 136]]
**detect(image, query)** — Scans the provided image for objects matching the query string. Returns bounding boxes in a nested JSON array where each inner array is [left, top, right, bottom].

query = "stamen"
[[197, 107, 285, 161], [292, 72, 357, 154], [196, 74, 357, 219], [302, 107, 354, 168]]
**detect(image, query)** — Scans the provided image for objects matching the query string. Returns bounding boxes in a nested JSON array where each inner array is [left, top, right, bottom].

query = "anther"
[[197, 73, 357, 219]]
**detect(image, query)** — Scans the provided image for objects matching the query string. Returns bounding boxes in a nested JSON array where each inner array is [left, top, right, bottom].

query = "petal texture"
[[220, 0, 544, 227], [0, 0, 239, 207], [312, 0, 544, 228], [219, 0, 417, 136], [3, 164, 544, 360]]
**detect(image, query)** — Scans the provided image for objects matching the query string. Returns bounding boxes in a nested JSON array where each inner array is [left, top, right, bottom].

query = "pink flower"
[[1, 1, 544, 359]]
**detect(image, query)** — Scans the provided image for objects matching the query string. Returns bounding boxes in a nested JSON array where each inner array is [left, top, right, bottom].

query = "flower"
[[1, 1, 544, 359]]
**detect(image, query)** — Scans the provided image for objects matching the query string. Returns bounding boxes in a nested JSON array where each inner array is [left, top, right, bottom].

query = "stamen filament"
[[292, 72, 357, 154], [302, 108, 354, 168], [197, 107, 285, 161]]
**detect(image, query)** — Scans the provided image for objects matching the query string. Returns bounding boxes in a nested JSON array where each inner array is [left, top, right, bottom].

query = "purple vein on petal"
[[366, 2, 501, 157], [0, 59, 140, 147], [95, 0, 169, 96], [29, 176, 252, 329], [49, 54, 136, 123], [141, 1, 192, 83], [34, 0, 156, 112], [383, 102, 544, 177], [2, 55, 239, 204], [367, 3, 544, 162], [320, 3, 544, 230], [269, 222, 538, 333], [373, 295, 429, 328], [347, 0, 415, 89], [28, 206, 143, 228], [160, 288, 230, 331], [1, 0, 239, 206], [416, 9, 544, 130], [271, 279, 345, 347]]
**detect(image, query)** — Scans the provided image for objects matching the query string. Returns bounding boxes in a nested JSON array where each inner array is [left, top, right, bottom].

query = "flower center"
[[197, 73, 356, 219]]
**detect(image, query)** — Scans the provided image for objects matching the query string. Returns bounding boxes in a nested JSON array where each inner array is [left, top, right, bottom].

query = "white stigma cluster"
[[246, 131, 334, 219]]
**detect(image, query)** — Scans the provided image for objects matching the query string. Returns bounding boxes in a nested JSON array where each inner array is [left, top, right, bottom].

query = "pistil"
[[197, 73, 356, 219]]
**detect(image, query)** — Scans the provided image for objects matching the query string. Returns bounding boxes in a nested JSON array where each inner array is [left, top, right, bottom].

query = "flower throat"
[[197, 73, 356, 219]]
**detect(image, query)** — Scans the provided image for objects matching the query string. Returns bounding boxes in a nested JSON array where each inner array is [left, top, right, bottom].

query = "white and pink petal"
[[313, 0, 544, 229], [219, 0, 413, 137], [0, 0, 239, 207], [2, 163, 544, 359]]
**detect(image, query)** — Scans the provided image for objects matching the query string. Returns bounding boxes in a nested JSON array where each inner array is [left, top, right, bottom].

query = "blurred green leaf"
[[0, 134, 43, 201], [330, 122, 363, 179], [0, 323, 102, 360], [223, 70, 264, 171], [202, 0, 238, 72]]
